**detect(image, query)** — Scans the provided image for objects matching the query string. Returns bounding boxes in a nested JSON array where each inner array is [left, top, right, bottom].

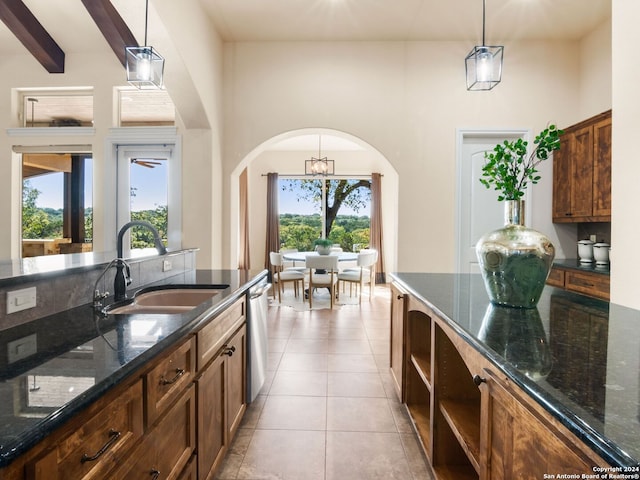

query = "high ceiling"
[[0, 0, 611, 133], [0, 0, 612, 59]]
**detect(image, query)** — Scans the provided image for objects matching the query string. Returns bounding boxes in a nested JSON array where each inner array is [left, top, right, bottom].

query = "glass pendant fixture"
[[125, 0, 164, 89], [304, 135, 335, 176], [465, 0, 504, 91]]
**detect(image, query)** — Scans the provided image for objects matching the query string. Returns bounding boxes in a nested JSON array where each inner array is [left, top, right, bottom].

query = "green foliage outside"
[[279, 213, 370, 252], [22, 180, 168, 249]]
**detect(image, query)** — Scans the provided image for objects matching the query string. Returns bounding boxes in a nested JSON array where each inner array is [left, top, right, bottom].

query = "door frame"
[[454, 128, 531, 274]]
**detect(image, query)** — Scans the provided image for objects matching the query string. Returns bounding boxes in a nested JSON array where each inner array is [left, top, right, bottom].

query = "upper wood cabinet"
[[552, 110, 612, 223]]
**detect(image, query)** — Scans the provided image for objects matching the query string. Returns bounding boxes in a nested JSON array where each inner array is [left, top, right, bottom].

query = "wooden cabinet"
[[111, 385, 196, 479], [390, 281, 611, 480], [547, 266, 610, 301], [26, 379, 144, 480], [552, 110, 611, 223], [146, 336, 196, 426], [478, 368, 598, 479], [196, 297, 247, 480], [389, 282, 408, 401]]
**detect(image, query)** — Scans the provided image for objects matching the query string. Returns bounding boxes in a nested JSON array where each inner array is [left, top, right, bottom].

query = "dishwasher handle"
[[250, 283, 272, 299]]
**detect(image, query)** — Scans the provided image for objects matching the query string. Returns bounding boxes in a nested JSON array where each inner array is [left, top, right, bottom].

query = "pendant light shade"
[[125, 0, 164, 89], [465, 0, 503, 91], [126, 46, 164, 89], [304, 135, 335, 176]]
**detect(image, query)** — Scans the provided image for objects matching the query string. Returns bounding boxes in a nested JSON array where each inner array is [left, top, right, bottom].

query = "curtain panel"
[[264, 172, 280, 270], [238, 168, 250, 269], [370, 172, 386, 283]]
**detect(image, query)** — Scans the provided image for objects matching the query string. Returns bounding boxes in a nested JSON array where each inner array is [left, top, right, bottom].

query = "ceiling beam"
[[0, 0, 65, 73], [81, 0, 138, 67]]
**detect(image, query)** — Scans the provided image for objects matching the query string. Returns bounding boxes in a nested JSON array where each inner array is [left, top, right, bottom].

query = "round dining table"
[[282, 251, 357, 264]]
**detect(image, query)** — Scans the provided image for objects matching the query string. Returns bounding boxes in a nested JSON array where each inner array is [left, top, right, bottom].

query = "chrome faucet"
[[114, 220, 167, 301]]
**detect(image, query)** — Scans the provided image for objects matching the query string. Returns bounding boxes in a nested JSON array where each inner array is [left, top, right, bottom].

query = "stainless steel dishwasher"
[[247, 279, 271, 402]]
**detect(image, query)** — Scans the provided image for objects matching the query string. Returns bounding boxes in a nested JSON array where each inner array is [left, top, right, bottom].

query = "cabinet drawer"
[[146, 336, 196, 426], [112, 385, 196, 480], [197, 297, 246, 370], [565, 271, 610, 300], [28, 379, 144, 480], [546, 267, 565, 288]]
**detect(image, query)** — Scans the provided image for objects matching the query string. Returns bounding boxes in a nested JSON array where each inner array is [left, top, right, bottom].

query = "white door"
[[456, 130, 529, 274]]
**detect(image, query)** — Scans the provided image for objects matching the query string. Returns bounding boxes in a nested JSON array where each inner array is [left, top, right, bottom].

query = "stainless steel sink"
[[104, 284, 229, 315]]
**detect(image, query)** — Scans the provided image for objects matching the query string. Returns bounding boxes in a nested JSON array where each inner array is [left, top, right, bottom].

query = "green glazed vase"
[[476, 200, 555, 309]]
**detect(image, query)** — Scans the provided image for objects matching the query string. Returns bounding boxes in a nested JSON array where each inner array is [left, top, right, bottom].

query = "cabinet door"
[[478, 368, 599, 479], [592, 115, 612, 217], [552, 132, 572, 221], [226, 325, 247, 439], [390, 283, 408, 401], [112, 385, 196, 480], [570, 125, 594, 218], [197, 352, 227, 480]]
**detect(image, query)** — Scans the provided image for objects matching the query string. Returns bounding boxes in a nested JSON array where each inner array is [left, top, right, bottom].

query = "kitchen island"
[[0, 268, 267, 479], [390, 273, 639, 479]]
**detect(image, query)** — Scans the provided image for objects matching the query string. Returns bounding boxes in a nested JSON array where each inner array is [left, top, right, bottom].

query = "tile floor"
[[215, 285, 433, 480]]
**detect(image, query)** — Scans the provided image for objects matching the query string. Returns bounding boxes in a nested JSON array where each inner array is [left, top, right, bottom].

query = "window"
[[116, 145, 180, 253], [117, 89, 175, 127], [20, 90, 93, 127], [279, 178, 371, 252], [21, 152, 93, 257]]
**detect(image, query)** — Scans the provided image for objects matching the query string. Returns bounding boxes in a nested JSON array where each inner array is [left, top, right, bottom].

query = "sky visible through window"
[[279, 179, 365, 216], [27, 161, 93, 209]]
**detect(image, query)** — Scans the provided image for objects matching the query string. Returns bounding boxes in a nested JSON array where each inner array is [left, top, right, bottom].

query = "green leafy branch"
[[479, 124, 563, 201]]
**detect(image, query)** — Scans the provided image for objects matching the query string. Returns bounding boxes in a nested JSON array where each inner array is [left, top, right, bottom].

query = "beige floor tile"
[[278, 352, 328, 371], [328, 326, 367, 339], [326, 431, 413, 480], [327, 353, 378, 373], [284, 337, 329, 353], [269, 370, 328, 396], [256, 395, 327, 430], [327, 338, 372, 354], [327, 396, 397, 432], [236, 429, 326, 480], [328, 372, 386, 397]]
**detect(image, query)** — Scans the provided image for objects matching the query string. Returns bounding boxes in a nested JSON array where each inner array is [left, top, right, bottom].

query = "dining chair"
[[337, 249, 377, 304], [269, 252, 305, 302], [280, 248, 306, 272], [305, 254, 340, 309]]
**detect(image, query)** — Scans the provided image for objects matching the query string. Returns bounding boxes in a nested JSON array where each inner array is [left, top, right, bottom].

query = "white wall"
[[222, 39, 605, 274], [611, 0, 640, 308]]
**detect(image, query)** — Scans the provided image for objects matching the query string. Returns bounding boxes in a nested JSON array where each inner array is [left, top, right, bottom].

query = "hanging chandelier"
[[465, 0, 504, 91], [304, 135, 335, 176], [125, 0, 165, 89]]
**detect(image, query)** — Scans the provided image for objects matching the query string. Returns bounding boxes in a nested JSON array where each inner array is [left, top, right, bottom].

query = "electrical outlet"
[[163, 259, 172, 272], [7, 287, 37, 314], [590, 234, 597, 242], [7, 333, 37, 363]]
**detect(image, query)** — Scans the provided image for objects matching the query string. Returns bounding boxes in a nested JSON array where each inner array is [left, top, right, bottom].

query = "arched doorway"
[[229, 128, 399, 276]]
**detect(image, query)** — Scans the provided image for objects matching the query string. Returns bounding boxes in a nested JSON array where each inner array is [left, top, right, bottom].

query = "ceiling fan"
[[131, 158, 163, 168]]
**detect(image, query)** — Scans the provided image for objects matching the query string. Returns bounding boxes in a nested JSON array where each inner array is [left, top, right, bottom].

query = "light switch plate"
[[163, 259, 172, 272], [7, 286, 37, 314], [7, 333, 37, 363]]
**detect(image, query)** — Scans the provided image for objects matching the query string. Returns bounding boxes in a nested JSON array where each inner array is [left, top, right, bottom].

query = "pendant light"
[[125, 0, 165, 89], [465, 0, 504, 91], [304, 135, 335, 176]]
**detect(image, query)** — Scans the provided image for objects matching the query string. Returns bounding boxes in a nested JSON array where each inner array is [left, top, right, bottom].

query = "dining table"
[[282, 251, 358, 265]]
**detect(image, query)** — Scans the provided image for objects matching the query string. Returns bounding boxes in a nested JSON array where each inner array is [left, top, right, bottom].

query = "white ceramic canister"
[[577, 239, 594, 263], [593, 243, 610, 264]]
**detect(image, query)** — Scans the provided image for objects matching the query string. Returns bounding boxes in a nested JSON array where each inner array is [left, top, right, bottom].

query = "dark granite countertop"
[[390, 272, 639, 468], [0, 269, 267, 467], [554, 258, 610, 275]]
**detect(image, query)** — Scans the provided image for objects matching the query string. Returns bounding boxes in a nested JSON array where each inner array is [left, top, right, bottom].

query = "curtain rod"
[[261, 174, 380, 179]]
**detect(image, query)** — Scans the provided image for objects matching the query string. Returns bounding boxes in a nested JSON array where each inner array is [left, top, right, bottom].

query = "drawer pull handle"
[[81, 429, 121, 463], [160, 368, 185, 385], [473, 375, 486, 386], [150, 469, 160, 479], [397, 295, 403, 300], [223, 345, 236, 356]]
